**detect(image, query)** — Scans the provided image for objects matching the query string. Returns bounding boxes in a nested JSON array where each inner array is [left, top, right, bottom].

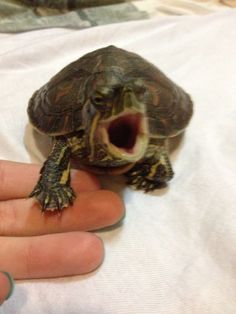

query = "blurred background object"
[[0, 0, 233, 33]]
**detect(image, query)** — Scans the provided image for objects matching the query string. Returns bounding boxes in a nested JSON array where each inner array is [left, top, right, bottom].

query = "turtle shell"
[[28, 45, 193, 137]]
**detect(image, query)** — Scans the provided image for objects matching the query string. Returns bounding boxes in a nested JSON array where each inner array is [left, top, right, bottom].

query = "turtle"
[[28, 45, 193, 212]]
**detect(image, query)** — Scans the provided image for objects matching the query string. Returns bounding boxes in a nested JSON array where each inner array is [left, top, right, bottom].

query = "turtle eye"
[[134, 84, 147, 95], [92, 94, 104, 106], [132, 79, 147, 95]]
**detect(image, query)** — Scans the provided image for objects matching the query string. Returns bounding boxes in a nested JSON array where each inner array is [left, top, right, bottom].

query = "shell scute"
[[28, 45, 193, 137]]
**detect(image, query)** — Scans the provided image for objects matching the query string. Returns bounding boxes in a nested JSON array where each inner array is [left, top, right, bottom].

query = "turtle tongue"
[[108, 113, 142, 153]]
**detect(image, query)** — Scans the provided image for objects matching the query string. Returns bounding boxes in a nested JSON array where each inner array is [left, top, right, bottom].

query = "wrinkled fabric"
[[0, 0, 231, 33], [0, 8, 236, 314]]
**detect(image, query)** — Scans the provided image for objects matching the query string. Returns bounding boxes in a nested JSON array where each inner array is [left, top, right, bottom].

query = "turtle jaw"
[[99, 111, 149, 162]]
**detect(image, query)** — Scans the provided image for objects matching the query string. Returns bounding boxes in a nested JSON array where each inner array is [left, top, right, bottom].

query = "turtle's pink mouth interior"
[[108, 113, 142, 153]]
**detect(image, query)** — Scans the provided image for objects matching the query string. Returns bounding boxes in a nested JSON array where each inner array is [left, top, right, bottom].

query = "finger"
[[0, 232, 104, 279], [0, 271, 14, 304], [0, 190, 125, 236], [0, 160, 100, 200]]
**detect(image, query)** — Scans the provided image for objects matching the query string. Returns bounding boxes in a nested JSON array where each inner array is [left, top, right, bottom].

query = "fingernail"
[[1, 271, 15, 300]]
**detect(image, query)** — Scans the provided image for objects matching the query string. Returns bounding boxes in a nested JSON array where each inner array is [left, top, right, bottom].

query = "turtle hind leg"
[[29, 136, 75, 212], [125, 141, 174, 192]]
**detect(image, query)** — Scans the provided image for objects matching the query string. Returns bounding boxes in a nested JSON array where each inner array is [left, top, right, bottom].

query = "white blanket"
[[1, 8, 236, 314]]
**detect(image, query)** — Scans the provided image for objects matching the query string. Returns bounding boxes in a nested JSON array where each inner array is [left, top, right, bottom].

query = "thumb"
[[0, 271, 14, 305]]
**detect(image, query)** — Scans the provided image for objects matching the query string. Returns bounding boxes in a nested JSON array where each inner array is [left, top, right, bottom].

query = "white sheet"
[[135, 0, 230, 16], [1, 9, 236, 314]]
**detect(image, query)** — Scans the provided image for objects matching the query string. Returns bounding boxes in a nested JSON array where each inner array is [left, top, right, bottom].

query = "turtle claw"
[[125, 163, 169, 192], [42, 194, 51, 211], [30, 182, 76, 212], [127, 174, 164, 192]]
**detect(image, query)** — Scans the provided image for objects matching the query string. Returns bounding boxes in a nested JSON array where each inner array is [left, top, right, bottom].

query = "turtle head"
[[85, 80, 149, 166]]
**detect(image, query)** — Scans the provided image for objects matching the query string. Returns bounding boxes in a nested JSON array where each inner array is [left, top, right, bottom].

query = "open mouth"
[[108, 113, 141, 153], [98, 112, 148, 161]]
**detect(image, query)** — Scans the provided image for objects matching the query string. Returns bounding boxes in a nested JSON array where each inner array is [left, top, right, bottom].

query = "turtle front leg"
[[29, 136, 75, 212], [125, 139, 174, 192]]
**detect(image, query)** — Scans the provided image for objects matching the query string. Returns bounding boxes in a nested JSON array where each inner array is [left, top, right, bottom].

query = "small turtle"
[[28, 45, 193, 211]]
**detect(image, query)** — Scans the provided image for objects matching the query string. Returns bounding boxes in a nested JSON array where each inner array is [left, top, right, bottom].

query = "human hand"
[[0, 160, 124, 279], [0, 271, 14, 305]]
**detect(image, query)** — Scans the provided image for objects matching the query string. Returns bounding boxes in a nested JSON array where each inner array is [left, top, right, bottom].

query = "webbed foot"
[[125, 147, 174, 192], [29, 136, 76, 212], [30, 181, 76, 212]]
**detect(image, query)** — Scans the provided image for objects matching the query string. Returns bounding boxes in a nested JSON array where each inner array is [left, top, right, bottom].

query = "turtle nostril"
[[123, 85, 133, 93]]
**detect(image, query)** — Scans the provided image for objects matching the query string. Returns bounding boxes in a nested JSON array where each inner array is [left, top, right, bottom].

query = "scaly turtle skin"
[[28, 45, 193, 211]]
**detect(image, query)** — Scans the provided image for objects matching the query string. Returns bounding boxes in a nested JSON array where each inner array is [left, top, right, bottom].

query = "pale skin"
[[0, 160, 125, 304], [0, 271, 13, 305]]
